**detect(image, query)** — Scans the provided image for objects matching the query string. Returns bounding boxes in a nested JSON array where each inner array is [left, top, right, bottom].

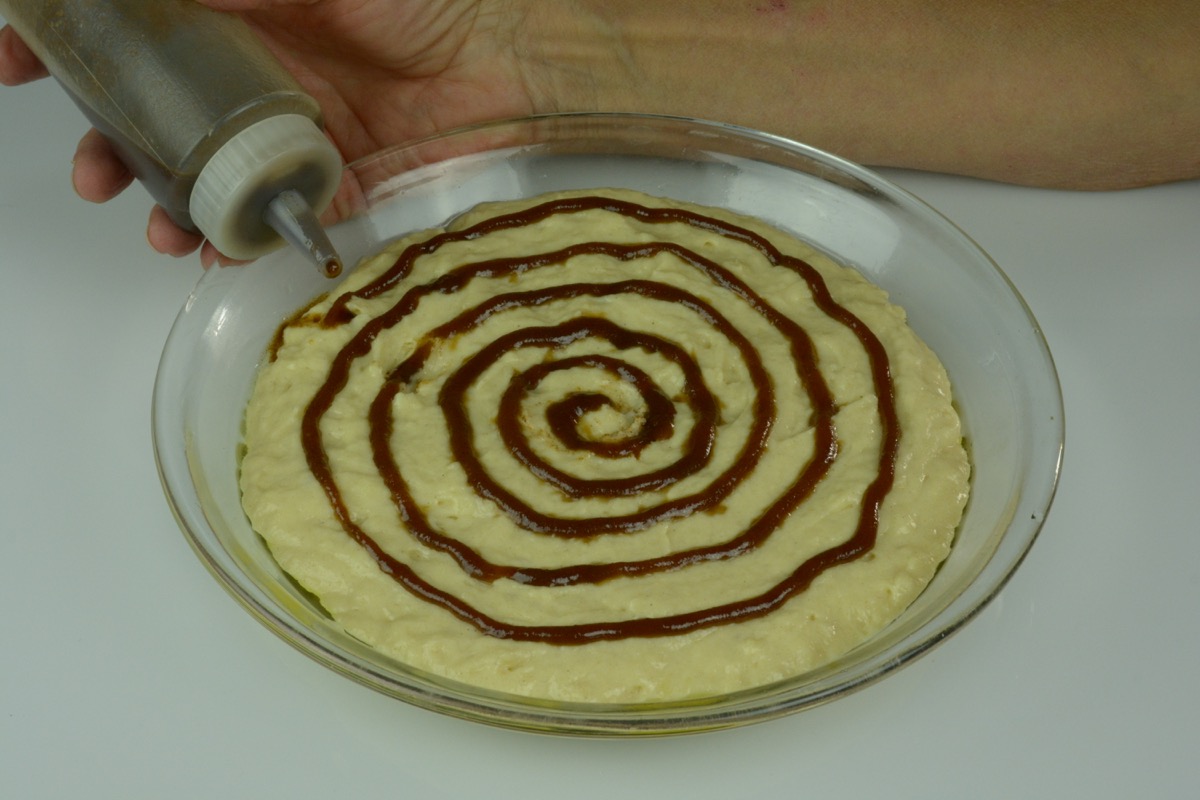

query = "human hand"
[[11, 0, 1193, 240], [0, 0, 543, 266]]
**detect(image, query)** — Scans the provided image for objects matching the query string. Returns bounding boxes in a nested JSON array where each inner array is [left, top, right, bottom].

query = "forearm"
[[525, 0, 1200, 189]]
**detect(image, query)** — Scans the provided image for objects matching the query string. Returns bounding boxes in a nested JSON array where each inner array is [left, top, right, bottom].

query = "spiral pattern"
[[276, 193, 902, 646]]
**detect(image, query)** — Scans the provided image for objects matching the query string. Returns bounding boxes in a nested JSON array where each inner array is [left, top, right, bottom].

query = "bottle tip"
[[264, 189, 344, 279], [321, 255, 343, 279]]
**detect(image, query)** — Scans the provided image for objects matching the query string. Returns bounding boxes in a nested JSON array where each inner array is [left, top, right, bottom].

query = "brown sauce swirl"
[[293, 196, 899, 644]]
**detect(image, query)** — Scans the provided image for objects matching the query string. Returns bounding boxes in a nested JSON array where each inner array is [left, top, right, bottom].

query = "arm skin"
[[540, 1, 1200, 190], [3, 0, 1198, 263]]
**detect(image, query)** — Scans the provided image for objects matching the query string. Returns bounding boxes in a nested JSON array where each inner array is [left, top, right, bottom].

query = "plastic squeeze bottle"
[[1, 0, 344, 276]]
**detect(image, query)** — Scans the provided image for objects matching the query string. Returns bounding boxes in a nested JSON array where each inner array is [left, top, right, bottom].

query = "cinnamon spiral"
[[281, 194, 900, 645]]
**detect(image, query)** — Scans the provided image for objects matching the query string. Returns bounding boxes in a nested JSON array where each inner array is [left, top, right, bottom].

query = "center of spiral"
[[532, 359, 677, 460]]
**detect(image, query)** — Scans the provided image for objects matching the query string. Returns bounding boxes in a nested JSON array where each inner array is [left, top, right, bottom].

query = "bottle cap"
[[189, 114, 342, 260]]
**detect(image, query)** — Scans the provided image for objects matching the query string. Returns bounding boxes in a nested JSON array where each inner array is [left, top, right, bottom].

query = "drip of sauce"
[[290, 196, 899, 644]]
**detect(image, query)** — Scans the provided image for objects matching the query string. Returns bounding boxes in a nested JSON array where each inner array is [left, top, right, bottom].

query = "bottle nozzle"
[[264, 189, 343, 278], [189, 114, 344, 277]]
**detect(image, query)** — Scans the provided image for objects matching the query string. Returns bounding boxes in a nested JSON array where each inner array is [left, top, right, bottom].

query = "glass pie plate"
[[152, 113, 1063, 736]]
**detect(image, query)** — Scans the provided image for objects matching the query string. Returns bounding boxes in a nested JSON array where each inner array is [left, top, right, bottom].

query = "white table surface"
[[3, 65, 1198, 800]]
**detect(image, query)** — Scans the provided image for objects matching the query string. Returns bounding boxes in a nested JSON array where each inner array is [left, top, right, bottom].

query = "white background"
[[2, 53, 1198, 799]]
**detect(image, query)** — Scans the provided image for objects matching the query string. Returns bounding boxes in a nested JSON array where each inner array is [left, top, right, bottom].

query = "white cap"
[[189, 114, 342, 260]]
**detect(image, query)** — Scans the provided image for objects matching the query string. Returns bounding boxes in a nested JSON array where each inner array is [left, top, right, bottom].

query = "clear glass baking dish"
[[152, 113, 1063, 735]]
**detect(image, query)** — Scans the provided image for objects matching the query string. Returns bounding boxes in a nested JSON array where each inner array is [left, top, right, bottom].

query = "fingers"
[[73, 130, 215, 263], [0, 24, 49, 85], [147, 206, 253, 269], [4, 21, 249, 269], [147, 204, 206, 259], [198, 241, 252, 270], [72, 128, 135, 203]]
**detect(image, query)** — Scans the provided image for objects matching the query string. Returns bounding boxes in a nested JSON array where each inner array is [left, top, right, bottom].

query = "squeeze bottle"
[[1, 0, 344, 276]]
